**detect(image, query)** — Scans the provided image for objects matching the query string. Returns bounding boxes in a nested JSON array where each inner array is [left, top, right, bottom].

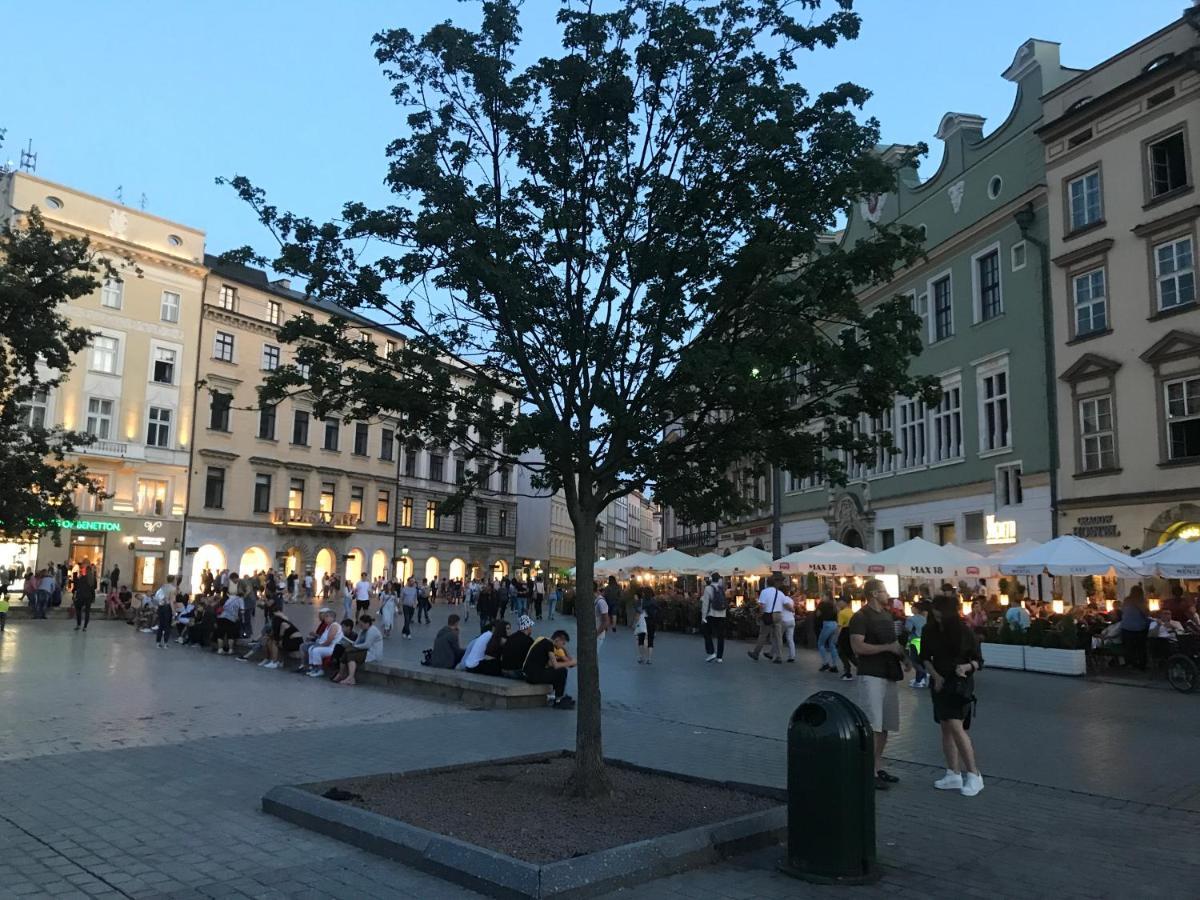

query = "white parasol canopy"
[[864, 537, 992, 579], [710, 546, 775, 576], [1135, 539, 1200, 579], [774, 540, 871, 576], [593, 551, 658, 575], [690, 552, 727, 573], [645, 548, 709, 574], [999, 535, 1142, 578], [985, 540, 1043, 565]]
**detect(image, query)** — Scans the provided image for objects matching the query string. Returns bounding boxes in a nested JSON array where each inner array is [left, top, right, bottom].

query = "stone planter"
[[1023, 646, 1086, 676], [980, 642, 1024, 671]]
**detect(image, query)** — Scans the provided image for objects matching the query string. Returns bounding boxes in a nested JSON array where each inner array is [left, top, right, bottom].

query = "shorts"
[[282, 635, 303, 653], [343, 647, 368, 666], [931, 683, 975, 729], [859, 676, 900, 733], [636, 632, 647, 646], [217, 618, 239, 640], [356, 600, 369, 612]]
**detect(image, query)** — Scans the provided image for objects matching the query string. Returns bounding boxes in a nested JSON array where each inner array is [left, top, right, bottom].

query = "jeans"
[[33, 590, 49, 618], [417, 599, 431, 624], [837, 628, 853, 675], [817, 620, 839, 667], [156, 605, 172, 645], [402, 605, 415, 635], [74, 600, 93, 629], [1121, 628, 1148, 671], [533, 595, 543, 619], [703, 615, 726, 659], [547, 597, 558, 619], [242, 604, 254, 638], [511, 596, 525, 617]]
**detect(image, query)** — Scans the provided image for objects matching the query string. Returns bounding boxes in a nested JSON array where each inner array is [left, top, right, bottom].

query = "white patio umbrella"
[[985, 540, 1043, 565], [774, 540, 871, 576], [1135, 539, 1200, 579], [864, 537, 991, 579], [691, 552, 727, 573], [646, 548, 709, 574], [594, 551, 657, 575], [999, 535, 1142, 578], [711, 546, 774, 576]]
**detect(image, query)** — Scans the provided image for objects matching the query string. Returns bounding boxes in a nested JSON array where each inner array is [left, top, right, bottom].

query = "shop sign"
[[30, 518, 121, 533], [985, 515, 1017, 545], [1073, 515, 1119, 538]]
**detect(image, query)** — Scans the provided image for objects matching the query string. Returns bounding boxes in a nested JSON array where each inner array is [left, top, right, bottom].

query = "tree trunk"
[[566, 513, 612, 799]]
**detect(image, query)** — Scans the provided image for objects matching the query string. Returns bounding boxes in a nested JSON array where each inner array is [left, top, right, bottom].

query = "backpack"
[[708, 583, 727, 613]]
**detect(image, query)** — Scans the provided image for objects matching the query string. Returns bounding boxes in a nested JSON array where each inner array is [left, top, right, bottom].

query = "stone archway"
[[825, 491, 875, 550], [841, 528, 864, 549], [1145, 503, 1200, 550]]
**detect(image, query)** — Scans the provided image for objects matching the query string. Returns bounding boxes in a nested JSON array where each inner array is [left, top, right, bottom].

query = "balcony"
[[665, 529, 717, 550], [271, 507, 360, 530]]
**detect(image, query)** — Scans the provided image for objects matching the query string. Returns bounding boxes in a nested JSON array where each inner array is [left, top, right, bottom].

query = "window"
[[1080, 396, 1116, 471], [931, 383, 962, 462], [1148, 131, 1188, 199], [323, 418, 339, 451], [320, 482, 335, 513], [1166, 376, 1200, 460], [213, 331, 235, 362], [292, 409, 310, 446], [92, 335, 119, 374], [253, 474, 272, 514], [349, 486, 364, 522], [296, 355, 310, 380], [1011, 242, 1027, 271], [258, 403, 276, 440], [997, 463, 1023, 506], [1068, 170, 1102, 231], [976, 249, 1002, 321], [288, 478, 305, 510], [78, 475, 107, 513], [987, 175, 1003, 199], [429, 454, 445, 482], [1155, 236, 1195, 310], [932, 275, 953, 341], [204, 466, 225, 509], [404, 451, 416, 478], [879, 529, 895, 550], [152, 347, 176, 384], [85, 397, 113, 439], [897, 398, 927, 469], [19, 387, 48, 428], [980, 367, 1010, 452], [425, 500, 438, 530], [353, 423, 369, 456], [401, 497, 413, 528], [476, 505, 489, 535], [910, 292, 928, 341], [455, 459, 466, 484], [499, 467, 511, 494], [267, 300, 282, 325], [217, 284, 237, 311], [873, 409, 895, 475], [209, 392, 231, 432], [906, 524, 924, 541], [1073, 268, 1108, 335], [498, 509, 509, 537], [146, 406, 171, 447], [136, 479, 168, 517], [261, 344, 280, 371], [936, 522, 956, 546], [380, 428, 394, 461], [450, 510, 462, 533], [100, 279, 123, 309], [963, 512, 985, 543], [385, 340, 397, 357], [160, 291, 180, 323]]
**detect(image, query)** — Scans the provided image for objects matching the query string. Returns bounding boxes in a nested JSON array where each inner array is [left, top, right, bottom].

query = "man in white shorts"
[[849, 578, 910, 791]]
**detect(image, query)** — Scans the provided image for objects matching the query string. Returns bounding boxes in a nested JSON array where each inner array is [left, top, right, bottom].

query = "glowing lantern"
[[903, 601, 913, 617], [805, 598, 816, 612], [1052, 600, 1064, 615], [999, 594, 1010, 607], [1149, 597, 1161, 612]]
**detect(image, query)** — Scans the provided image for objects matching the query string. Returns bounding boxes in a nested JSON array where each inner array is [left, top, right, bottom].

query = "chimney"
[[270, 277, 291, 291]]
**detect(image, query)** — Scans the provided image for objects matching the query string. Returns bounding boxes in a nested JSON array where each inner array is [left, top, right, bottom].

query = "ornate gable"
[[1139, 329, 1200, 366], [1059, 352, 1122, 384]]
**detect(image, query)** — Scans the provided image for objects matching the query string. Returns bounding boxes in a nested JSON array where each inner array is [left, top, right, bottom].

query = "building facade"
[[1, 172, 205, 589], [1041, 13, 1200, 552], [774, 41, 1076, 557], [182, 257, 518, 593]]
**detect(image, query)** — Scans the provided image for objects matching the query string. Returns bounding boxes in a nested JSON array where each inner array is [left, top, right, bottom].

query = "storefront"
[[35, 517, 122, 577], [1064, 499, 1200, 554]]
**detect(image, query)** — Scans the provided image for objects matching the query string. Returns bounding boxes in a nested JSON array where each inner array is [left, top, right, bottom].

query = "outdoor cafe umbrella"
[[864, 537, 991, 580], [998, 535, 1142, 578], [593, 551, 658, 575], [646, 548, 710, 574], [985, 539, 1043, 566], [1135, 538, 1200, 579], [773, 540, 870, 576], [711, 546, 774, 576]]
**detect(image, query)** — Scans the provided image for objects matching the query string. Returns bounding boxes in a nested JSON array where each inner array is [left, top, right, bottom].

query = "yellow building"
[[0, 172, 206, 588]]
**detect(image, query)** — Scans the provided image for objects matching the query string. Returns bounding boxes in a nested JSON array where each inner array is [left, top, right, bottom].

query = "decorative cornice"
[[1059, 352, 1122, 383], [1139, 328, 1200, 365], [1052, 237, 1115, 269], [248, 456, 282, 468], [197, 448, 239, 461], [283, 461, 315, 472], [1132, 204, 1200, 238]]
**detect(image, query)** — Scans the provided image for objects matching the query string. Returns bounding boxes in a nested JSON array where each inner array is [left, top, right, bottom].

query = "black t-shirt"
[[501, 631, 534, 671], [523, 637, 556, 675], [848, 606, 901, 680], [817, 600, 837, 623]]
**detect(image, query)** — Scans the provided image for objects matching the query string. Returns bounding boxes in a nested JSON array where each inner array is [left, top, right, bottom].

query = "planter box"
[[1023, 646, 1086, 677], [981, 642, 1024, 671]]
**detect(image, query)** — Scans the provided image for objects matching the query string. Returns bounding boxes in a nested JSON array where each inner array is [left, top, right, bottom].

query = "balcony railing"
[[271, 507, 360, 529], [665, 529, 718, 550]]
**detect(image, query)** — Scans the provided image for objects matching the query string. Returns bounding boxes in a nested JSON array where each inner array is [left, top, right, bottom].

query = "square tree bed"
[[263, 751, 785, 899]]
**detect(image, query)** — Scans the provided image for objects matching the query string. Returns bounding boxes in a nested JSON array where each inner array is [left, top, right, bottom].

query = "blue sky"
[[0, 1, 1183, 259]]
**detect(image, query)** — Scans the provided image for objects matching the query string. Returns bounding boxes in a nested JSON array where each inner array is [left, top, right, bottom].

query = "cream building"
[[1, 172, 205, 589], [182, 255, 518, 593], [1041, 12, 1200, 551]]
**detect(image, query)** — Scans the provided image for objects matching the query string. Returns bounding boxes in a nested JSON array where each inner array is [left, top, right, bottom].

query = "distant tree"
[[222, 0, 931, 797], [0, 183, 109, 544]]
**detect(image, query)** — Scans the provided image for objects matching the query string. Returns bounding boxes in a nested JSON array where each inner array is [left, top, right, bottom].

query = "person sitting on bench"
[[523, 629, 576, 708], [500, 615, 536, 676], [430, 614, 465, 669], [458, 619, 508, 676], [335, 614, 384, 686]]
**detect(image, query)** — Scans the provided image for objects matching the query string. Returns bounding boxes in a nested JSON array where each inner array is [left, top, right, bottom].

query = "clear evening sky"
[[0, 1, 1183, 261]]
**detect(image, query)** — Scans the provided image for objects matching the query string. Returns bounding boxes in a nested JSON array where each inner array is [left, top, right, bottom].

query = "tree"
[[221, 0, 932, 797], [0, 194, 108, 544]]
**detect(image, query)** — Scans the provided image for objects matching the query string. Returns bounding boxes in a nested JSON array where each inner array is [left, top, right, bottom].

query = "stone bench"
[[356, 661, 551, 710]]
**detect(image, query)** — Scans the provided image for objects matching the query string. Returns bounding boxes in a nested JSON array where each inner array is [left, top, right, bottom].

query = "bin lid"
[[789, 691, 872, 743]]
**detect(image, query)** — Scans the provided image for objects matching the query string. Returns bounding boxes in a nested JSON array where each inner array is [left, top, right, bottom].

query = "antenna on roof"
[[115, 184, 124, 204], [18, 139, 36, 173], [139, 192, 147, 210]]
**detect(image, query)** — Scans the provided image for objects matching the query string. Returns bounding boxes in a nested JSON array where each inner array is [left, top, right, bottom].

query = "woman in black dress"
[[919, 594, 985, 797]]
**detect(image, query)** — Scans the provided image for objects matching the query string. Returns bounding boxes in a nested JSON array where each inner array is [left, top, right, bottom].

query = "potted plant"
[[1024, 617, 1086, 675], [981, 619, 1026, 670]]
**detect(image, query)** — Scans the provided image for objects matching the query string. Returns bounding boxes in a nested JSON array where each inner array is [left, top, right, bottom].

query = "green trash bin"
[[780, 690, 877, 883]]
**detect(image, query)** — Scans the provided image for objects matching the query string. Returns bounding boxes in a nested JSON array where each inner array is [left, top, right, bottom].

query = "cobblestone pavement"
[[1, 615, 1197, 898]]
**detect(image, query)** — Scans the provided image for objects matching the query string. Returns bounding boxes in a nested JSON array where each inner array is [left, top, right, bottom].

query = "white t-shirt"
[[757, 587, 786, 615], [780, 598, 796, 626], [354, 579, 371, 602], [594, 596, 609, 630], [460, 632, 491, 670]]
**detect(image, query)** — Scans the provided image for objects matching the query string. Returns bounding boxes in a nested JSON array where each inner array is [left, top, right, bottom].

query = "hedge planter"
[[981, 642, 1024, 671], [1023, 646, 1086, 677]]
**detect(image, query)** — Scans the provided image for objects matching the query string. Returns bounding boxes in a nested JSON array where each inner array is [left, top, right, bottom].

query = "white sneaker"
[[257, 660, 271, 667], [960, 772, 984, 797], [934, 770, 963, 790], [716, 657, 723, 663], [705, 654, 717, 662]]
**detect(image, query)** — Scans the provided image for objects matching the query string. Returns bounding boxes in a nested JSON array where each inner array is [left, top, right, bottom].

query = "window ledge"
[[205, 428, 232, 435], [978, 447, 1013, 460], [210, 357, 237, 365], [1148, 302, 1198, 322], [1158, 457, 1200, 469], [928, 336, 955, 348], [288, 443, 310, 449], [1073, 467, 1122, 480], [321, 447, 340, 454], [1063, 220, 1107, 242], [256, 436, 278, 444], [927, 457, 966, 470], [972, 313, 1006, 329], [1144, 184, 1194, 211], [1067, 327, 1114, 346]]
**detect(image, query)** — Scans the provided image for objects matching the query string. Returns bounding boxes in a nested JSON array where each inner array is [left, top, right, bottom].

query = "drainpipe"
[[1014, 202, 1059, 538], [771, 465, 782, 559], [180, 270, 210, 588]]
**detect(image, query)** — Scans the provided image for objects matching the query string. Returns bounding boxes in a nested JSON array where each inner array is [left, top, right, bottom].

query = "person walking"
[[72, 561, 98, 631], [815, 594, 839, 671], [216, 591, 243, 655], [780, 591, 797, 663], [533, 578, 545, 620], [835, 596, 855, 680], [417, 579, 432, 624], [1120, 585, 1151, 671], [700, 573, 727, 662], [547, 583, 562, 620], [35, 568, 55, 619], [153, 576, 178, 648], [920, 593, 985, 796], [378, 582, 398, 637], [849, 579, 910, 791], [400, 578, 418, 638], [603, 576, 622, 631], [747, 574, 786, 664]]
